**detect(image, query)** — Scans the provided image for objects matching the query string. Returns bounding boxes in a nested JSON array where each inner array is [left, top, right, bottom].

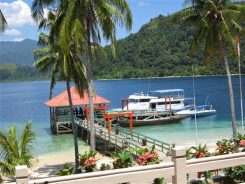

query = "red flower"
[[196, 151, 205, 158], [84, 157, 96, 168], [239, 140, 245, 147]]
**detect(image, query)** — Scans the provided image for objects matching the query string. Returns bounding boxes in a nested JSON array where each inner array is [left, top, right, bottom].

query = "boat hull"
[[117, 115, 188, 127], [175, 109, 216, 117]]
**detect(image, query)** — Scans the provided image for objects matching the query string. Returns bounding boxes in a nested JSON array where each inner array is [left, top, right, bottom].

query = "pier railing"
[[15, 147, 245, 184], [93, 117, 171, 153], [107, 109, 170, 116]]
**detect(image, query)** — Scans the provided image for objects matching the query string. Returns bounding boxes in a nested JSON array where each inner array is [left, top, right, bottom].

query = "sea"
[[0, 76, 244, 156]]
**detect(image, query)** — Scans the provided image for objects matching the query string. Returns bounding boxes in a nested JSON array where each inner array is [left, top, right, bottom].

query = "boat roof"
[[149, 89, 184, 93], [150, 98, 184, 103], [128, 94, 157, 100]]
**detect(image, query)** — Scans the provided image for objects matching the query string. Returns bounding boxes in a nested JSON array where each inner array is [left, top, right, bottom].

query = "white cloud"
[[14, 37, 24, 42], [0, 0, 35, 28], [138, 1, 149, 7], [4, 28, 22, 37]]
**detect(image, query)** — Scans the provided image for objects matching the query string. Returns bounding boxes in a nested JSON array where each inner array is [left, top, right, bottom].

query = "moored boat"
[[116, 114, 188, 127], [175, 105, 216, 117]]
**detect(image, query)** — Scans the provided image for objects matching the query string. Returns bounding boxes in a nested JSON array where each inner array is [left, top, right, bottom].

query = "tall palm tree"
[[0, 122, 36, 177], [32, 4, 88, 173], [58, 0, 132, 151], [34, 32, 59, 100], [182, 0, 245, 137], [0, 9, 7, 32]]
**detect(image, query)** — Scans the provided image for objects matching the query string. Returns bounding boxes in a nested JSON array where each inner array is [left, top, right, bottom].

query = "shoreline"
[[0, 74, 244, 83]]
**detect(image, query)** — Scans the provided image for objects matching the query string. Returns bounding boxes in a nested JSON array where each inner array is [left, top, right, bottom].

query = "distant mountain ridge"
[[0, 11, 244, 81], [0, 39, 38, 66]]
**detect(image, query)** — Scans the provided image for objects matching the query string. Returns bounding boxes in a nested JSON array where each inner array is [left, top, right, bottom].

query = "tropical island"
[[0, 0, 245, 184]]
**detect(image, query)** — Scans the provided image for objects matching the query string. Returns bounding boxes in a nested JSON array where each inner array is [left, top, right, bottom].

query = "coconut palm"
[[0, 9, 7, 32], [32, 5, 88, 173], [58, 0, 132, 151], [0, 122, 36, 177], [182, 0, 245, 137]]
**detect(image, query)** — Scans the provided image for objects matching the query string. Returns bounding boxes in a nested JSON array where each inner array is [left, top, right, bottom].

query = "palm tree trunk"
[[85, 23, 96, 151], [66, 80, 79, 173], [220, 40, 237, 137]]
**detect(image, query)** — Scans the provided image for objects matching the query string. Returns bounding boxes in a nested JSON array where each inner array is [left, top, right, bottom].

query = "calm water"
[[0, 76, 244, 155]]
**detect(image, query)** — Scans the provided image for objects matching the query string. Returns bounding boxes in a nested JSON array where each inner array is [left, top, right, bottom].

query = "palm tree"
[[0, 9, 7, 32], [32, 5, 88, 173], [0, 122, 36, 177], [182, 0, 245, 137], [34, 32, 59, 100], [58, 0, 132, 151]]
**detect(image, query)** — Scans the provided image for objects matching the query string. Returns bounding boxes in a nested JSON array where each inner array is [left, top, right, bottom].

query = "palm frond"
[[0, 9, 7, 32]]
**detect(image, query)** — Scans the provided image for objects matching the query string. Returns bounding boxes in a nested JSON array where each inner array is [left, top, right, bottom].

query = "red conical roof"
[[45, 86, 110, 107]]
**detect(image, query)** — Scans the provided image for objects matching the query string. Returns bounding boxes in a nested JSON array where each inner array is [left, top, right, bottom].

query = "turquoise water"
[[0, 76, 244, 155]]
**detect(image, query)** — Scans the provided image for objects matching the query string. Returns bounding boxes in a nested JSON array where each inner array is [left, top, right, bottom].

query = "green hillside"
[[0, 63, 17, 71], [0, 39, 38, 66], [92, 15, 245, 79]]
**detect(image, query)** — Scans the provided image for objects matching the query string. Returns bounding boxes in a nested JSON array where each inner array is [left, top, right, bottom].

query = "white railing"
[[15, 147, 245, 184]]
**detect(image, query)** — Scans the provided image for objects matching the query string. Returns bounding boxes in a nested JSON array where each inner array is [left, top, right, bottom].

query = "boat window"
[[157, 101, 181, 105], [129, 99, 137, 103], [139, 99, 150, 102]]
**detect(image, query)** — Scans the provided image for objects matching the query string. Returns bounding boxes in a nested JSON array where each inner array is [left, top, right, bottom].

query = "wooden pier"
[[45, 86, 171, 154], [74, 117, 171, 154]]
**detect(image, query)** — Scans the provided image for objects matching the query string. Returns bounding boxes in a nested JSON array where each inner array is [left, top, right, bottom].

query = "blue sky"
[[0, 0, 185, 42]]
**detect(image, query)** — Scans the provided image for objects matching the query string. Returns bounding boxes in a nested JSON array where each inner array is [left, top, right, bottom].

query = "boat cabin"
[[124, 89, 186, 112]]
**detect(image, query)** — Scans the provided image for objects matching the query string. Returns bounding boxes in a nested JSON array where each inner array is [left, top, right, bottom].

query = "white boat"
[[175, 105, 216, 117], [122, 89, 190, 112], [110, 89, 191, 126]]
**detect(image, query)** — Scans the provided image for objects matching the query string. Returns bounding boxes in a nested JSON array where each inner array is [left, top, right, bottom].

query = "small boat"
[[175, 105, 216, 117]]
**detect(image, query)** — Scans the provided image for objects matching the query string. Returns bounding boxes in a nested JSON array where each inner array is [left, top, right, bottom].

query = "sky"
[[0, 0, 185, 42]]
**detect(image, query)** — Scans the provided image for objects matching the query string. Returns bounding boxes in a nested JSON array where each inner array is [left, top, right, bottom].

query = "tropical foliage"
[[112, 150, 132, 169], [135, 146, 161, 166], [56, 163, 74, 176], [79, 150, 97, 172], [0, 9, 7, 32], [223, 166, 245, 183], [181, 0, 245, 137], [186, 144, 210, 159], [0, 122, 36, 176]]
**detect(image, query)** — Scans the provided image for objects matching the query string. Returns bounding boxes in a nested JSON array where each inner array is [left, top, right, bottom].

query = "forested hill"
[[0, 39, 38, 66], [0, 13, 244, 81], [92, 15, 245, 79]]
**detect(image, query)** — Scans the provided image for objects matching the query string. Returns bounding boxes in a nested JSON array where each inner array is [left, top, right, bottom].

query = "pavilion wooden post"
[[129, 113, 133, 139], [85, 108, 89, 126], [108, 116, 111, 135], [55, 108, 59, 134]]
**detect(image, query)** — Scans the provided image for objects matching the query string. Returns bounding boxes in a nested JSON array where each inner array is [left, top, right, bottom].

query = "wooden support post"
[[172, 147, 187, 184], [15, 165, 29, 184], [108, 117, 111, 134]]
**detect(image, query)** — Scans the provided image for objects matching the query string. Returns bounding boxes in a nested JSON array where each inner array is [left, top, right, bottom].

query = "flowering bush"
[[234, 133, 245, 152], [79, 150, 97, 172], [135, 146, 161, 166], [186, 144, 210, 159], [215, 139, 234, 155]]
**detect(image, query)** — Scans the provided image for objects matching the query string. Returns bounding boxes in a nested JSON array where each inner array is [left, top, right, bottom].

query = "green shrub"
[[56, 163, 73, 176], [112, 150, 132, 169]]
